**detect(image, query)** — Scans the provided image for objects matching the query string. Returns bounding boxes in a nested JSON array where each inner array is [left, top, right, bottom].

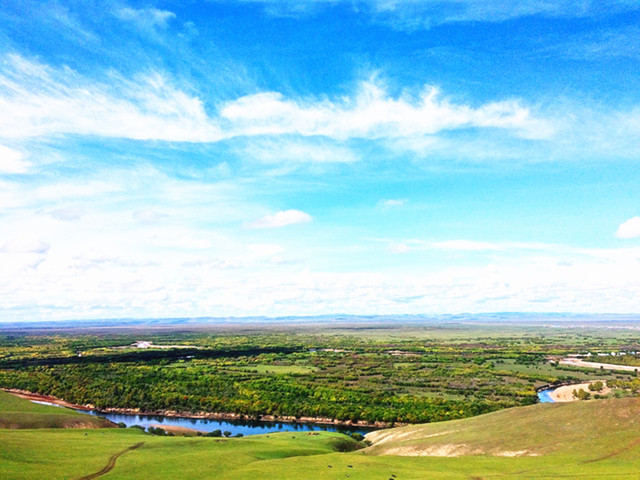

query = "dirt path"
[[75, 442, 144, 480], [581, 437, 640, 464]]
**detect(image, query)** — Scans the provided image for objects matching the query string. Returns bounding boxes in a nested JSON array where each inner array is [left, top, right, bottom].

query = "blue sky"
[[1, 1, 640, 321]]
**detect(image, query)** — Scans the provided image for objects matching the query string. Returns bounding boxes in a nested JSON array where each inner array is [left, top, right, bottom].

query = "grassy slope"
[[0, 390, 112, 429], [2, 398, 640, 479]]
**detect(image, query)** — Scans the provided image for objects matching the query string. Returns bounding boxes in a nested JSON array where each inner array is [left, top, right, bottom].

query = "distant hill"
[[0, 391, 113, 429], [2, 312, 640, 332]]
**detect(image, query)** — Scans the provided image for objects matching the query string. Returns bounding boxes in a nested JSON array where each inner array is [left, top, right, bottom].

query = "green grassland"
[[2, 390, 640, 479], [0, 390, 111, 429]]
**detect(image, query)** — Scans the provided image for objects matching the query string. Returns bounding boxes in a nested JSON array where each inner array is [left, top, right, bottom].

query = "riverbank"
[[1, 388, 393, 429]]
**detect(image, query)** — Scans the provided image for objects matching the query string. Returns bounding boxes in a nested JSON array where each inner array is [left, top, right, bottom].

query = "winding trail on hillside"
[[75, 442, 144, 480], [581, 436, 640, 464]]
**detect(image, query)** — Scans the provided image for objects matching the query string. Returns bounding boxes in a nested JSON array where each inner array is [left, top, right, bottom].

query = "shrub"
[[573, 389, 591, 400], [588, 381, 604, 392]]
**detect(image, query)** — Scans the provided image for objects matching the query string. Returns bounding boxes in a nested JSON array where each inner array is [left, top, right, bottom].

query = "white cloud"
[[116, 7, 176, 30], [0, 145, 31, 173], [244, 209, 312, 229], [221, 80, 551, 140], [616, 217, 640, 239]]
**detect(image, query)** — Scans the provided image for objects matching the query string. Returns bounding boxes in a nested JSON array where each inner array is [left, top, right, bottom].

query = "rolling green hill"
[[0, 390, 113, 429], [366, 396, 640, 458], [1, 396, 640, 479]]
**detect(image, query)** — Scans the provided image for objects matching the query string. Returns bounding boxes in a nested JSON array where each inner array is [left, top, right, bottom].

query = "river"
[[536, 389, 555, 403], [32, 400, 375, 436]]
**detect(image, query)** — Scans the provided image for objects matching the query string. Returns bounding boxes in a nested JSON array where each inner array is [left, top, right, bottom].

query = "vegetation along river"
[[32, 400, 375, 436]]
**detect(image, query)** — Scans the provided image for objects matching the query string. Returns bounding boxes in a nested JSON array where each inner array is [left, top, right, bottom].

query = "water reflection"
[[80, 409, 375, 436]]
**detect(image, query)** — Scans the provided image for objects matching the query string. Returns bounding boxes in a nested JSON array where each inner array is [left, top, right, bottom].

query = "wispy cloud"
[[379, 198, 405, 208], [546, 25, 640, 60], [115, 7, 176, 31], [0, 55, 221, 142], [244, 209, 312, 229], [616, 217, 640, 239], [222, 1, 640, 29]]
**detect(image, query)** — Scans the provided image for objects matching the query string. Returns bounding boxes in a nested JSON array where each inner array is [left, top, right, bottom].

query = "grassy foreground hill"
[[0, 390, 113, 429], [1, 391, 640, 479]]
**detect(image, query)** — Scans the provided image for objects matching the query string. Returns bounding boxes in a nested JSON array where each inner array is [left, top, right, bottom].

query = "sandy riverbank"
[[549, 382, 610, 402]]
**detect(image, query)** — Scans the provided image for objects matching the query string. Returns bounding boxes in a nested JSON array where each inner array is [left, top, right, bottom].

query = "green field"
[[0, 391, 111, 429], [233, 364, 318, 374], [2, 388, 640, 479]]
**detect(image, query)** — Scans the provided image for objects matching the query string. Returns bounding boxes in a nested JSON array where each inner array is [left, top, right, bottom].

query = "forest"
[[1, 324, 638, 425]]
